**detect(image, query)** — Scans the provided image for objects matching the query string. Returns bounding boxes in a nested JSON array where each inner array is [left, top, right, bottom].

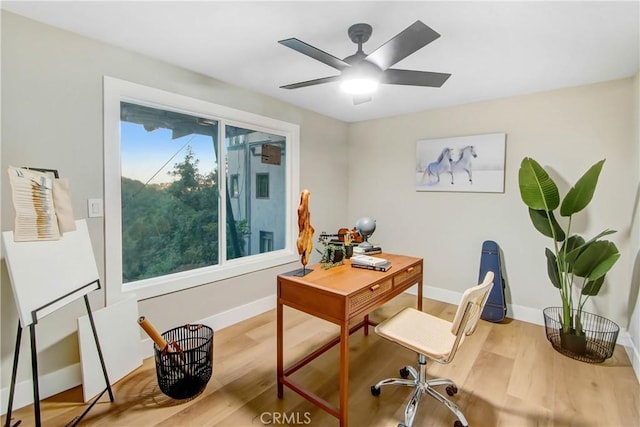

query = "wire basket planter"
[[154, 324, 214, 399], [543, 307, 619, 363]]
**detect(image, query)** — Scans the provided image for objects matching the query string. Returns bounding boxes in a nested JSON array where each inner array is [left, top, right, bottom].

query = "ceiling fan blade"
[[381, 69, 451, 87], [278, 38, 350, 71], [280, 75, 341, 90], [365, 20, 441, 70], [353, 95, 372, 105]]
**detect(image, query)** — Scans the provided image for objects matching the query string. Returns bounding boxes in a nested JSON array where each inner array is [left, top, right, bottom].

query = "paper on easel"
[[7, 166, 60, 241], [53, 177, 77, 233]]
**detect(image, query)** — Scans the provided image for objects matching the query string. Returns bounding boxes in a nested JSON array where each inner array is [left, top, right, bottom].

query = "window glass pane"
[[225, 125, 286, 259], [230, 174, 239, 197], [260, 231, 274, 253], [120, 102, 219, 282], [256, 173, 269, 199]]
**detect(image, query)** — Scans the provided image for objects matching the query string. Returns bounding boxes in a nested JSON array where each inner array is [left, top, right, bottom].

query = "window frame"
[[104, 77, 299, 304]]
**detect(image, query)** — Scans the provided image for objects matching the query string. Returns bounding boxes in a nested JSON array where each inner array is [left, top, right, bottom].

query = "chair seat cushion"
[[375, 307, 457, 359]]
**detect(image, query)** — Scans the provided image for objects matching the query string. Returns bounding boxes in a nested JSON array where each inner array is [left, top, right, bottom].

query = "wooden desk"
[[277, 253, 423, 426]]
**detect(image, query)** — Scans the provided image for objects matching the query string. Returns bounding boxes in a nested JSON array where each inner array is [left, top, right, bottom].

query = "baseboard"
[[406, 283, 544, 326], [411, 285, 638, 382], [1, 294, 277, 415], [137, 294, 276, 359], [3, 287, 636, 414], [624, 334, 640, 383], [0, 363, 82, 417]]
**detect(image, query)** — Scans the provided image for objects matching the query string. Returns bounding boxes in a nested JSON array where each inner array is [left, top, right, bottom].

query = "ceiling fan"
[[278, 20, 451, 105]]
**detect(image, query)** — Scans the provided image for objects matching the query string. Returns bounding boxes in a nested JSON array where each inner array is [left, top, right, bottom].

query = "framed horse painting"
[[415, 133, 506, 193]]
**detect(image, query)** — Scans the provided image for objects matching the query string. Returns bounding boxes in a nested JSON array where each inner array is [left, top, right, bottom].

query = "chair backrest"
[[451, 271, 494, 337]]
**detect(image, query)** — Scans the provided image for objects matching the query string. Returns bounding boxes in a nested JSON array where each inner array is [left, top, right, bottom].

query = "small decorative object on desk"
[[355, 217, 376, 250], [351, 254, 392, 272], [318, 224, 366, 267], [319, 242, 346, 269], [295, 189, 314, 276], [318, 227, 362, 260]]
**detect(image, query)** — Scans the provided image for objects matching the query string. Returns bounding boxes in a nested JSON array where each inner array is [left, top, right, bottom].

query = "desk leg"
[[339, 321, 349, 427], [363, 314, 369, 336], [418, 279, 423, 311], [277, 297, 284, 398]]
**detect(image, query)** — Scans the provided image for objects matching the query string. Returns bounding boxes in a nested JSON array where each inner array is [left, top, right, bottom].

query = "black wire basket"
[[543, 307, 619, 363], [154, 324, 214, 399]]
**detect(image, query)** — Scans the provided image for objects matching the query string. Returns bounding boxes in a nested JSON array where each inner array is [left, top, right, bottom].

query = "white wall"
[[1, 11, 348, 395], [2, 9, 639, 409], [347, 78, 637, 330]]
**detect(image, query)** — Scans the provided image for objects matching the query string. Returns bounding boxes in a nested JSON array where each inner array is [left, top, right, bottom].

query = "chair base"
[[371, 354, 469, 427]]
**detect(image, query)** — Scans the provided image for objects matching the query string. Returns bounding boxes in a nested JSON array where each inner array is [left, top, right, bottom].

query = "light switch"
[[87, 198, 104, 218]]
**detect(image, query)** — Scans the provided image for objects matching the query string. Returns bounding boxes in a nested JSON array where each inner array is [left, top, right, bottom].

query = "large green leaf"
[[582, 276, 605, 296], [545, 248, 561, 289], [528, 209, 566, 241], [560, 235, 586, 271], [573, 241, 620, 280], [564, 229, 617, 264], [560, 160, 605, 217], [519, 158, 560, 211]]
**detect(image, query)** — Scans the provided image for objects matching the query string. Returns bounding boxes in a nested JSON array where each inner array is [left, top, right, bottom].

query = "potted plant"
[[518, 158, 620, 356]]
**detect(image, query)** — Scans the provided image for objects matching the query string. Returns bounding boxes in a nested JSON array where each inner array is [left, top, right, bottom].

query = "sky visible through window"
[[121, 122, 217, 185]]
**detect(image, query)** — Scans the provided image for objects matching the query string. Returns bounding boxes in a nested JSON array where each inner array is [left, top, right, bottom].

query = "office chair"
[[370, 272, 494, 427]]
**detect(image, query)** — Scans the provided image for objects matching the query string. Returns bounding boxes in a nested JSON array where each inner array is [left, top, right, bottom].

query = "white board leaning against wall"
[[78, 296, 142, 402]]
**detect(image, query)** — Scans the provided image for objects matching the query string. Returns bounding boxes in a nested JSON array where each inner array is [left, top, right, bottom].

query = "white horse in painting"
[[422, 147, 454, 184], [451, 145, 478, 184]]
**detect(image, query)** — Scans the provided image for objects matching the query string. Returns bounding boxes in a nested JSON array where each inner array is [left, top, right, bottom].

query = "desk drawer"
[[393, 264, 422, 288], [350, 279, 392, 312]]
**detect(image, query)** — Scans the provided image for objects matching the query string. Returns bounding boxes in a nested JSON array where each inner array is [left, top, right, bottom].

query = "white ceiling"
[[3, 1, 639, 123]]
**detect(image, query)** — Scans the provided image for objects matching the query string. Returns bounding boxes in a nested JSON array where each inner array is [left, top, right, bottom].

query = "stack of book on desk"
[[350, 255, 392, 272], [353, 245, 382, 255]]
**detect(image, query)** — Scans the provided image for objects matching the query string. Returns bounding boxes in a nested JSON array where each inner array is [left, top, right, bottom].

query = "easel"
[[2, 220, 115, 427], [4, 282, 114, 427]]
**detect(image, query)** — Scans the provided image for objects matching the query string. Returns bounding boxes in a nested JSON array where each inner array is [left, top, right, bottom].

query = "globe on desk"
[[355, 217, 376, 249]]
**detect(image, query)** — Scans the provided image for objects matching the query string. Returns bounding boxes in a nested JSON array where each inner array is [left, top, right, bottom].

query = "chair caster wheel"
[[446, 385, 458, 396], [453, 421, 467, 427], [398, 424, 408, 427], [370, 385, 381, 396], [399, 367, 410, 378]]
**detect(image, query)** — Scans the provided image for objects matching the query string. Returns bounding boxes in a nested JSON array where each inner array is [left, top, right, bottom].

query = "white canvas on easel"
[[2, 219, 100, 326]]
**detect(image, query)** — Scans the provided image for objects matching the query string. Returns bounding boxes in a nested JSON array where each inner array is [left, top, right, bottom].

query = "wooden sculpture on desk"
[[296, 189, 314, 276]]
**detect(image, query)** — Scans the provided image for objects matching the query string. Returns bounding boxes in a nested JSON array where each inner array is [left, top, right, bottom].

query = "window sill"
[[116, 250, 299, 302]]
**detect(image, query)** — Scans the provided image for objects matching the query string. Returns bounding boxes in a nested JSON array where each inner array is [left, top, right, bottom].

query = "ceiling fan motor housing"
[[348, 23, 373, 45], [341, 60, 382, 80]]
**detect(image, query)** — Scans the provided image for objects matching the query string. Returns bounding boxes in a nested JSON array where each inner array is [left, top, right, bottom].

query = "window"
[[256, 173, 269, 199], [260, 231, 274, 253], [104, 77, 300, 303], [230, 174, 239, 198], [119, 102, 219, 283]]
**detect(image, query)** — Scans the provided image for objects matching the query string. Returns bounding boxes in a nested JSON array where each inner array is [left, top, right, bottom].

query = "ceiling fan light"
[[340, 77, 379, 95]]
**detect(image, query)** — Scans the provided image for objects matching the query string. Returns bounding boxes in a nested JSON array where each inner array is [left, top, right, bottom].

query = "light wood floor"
[[3, 294, 639, 427]]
